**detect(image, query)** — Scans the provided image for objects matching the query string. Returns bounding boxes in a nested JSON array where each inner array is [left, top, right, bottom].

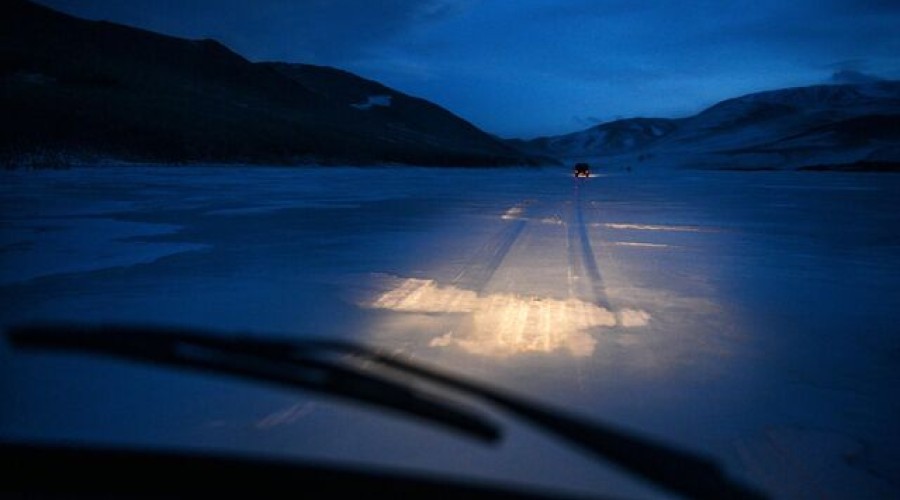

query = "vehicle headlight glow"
[[366, 278, 648, 358]]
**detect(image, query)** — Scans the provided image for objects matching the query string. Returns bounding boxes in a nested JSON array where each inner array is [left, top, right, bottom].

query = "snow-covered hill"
[[509, 118, 678, 159], [519, 81, 900, 171]]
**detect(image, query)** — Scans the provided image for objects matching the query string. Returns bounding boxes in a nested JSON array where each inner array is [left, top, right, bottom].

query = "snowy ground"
[[1, 165, 899, 498]]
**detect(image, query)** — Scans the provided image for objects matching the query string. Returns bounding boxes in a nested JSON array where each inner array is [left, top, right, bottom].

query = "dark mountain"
[[520, 81, 900, 171], [0, 0, 538, 167], [262, 62, 539, 165]]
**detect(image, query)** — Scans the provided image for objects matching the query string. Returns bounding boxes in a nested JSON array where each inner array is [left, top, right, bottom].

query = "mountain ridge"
[[516, 81, 900, 171], [0, 0, 541, 167]]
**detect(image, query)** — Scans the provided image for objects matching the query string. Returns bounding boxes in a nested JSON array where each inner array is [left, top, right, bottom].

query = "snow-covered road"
[[2, 165, 899, 498]]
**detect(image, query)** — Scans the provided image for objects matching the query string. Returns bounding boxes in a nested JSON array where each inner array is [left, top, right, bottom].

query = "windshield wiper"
[[6, 324, 499, 442], [6, 323, 765, 499]]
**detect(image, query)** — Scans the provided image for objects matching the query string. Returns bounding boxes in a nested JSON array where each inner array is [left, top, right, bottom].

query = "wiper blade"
[[6, 324, 500, 443], [6, 324, 766, 499], [316, 340, 765, 500]]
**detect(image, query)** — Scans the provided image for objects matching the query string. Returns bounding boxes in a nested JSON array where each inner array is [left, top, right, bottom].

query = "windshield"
[[3, 166, 899, 498], [3, 1, 900, 497]]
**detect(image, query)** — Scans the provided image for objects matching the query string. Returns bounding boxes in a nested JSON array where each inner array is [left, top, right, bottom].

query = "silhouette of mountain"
[[0, 0, 539, 167]]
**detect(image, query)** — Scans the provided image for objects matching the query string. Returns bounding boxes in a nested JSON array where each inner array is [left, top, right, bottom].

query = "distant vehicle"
[[574, 163, 591, 178]]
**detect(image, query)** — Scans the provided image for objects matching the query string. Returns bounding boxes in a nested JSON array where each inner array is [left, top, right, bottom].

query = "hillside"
[[518, 81, 900, 171], [509, 118, 679, 159], [0, 0, 538, 167], [262, 62, 536, 165]]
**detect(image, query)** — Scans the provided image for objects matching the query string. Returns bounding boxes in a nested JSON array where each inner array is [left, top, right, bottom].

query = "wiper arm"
[[6, 324, 765, 499], [316, 341, 765, 500], [6, 324, 500, 443]]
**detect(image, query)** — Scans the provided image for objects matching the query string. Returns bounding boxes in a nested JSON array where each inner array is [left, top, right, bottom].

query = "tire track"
[[568, 181, 612, 310], [451, 202, 529, 293]]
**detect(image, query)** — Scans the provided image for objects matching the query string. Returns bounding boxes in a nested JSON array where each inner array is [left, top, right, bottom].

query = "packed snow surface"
[[1, 166, 898, 498]]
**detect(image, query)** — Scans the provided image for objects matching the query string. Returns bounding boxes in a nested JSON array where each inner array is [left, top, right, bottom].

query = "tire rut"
[[451, 203, 529, 293], [568, 181, 612, 310]]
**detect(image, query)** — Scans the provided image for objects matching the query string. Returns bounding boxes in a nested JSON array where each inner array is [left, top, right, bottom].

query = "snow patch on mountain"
[[351, 95, 392, 110]]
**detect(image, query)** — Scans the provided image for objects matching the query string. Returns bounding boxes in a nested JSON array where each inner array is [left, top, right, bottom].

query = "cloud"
[[573, 115, 605, 128], [829, 70, 885, 84], [824, 0, 900, 14], [257, 0, 473, 63], [37, 0, 474, 63]]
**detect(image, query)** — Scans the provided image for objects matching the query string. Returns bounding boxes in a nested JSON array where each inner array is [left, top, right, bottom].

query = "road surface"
[[2, 165, 899, 498]]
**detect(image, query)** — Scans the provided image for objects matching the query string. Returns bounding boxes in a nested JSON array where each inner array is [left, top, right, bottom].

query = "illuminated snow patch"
[[603, 223, 708, 232], [613, 242, 671, 248], [618, 308, 651, 327], [501, 206, 525, 220], [370, 278, 477, 313], [367, 278, 649, 358], [540, 216, 564, 225]]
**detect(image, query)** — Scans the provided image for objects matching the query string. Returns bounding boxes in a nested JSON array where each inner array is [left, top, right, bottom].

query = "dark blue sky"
[[37, 0, 900, 138]]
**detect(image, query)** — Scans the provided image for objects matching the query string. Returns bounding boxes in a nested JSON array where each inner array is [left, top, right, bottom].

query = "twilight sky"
[[36, 0, 900, 138]]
